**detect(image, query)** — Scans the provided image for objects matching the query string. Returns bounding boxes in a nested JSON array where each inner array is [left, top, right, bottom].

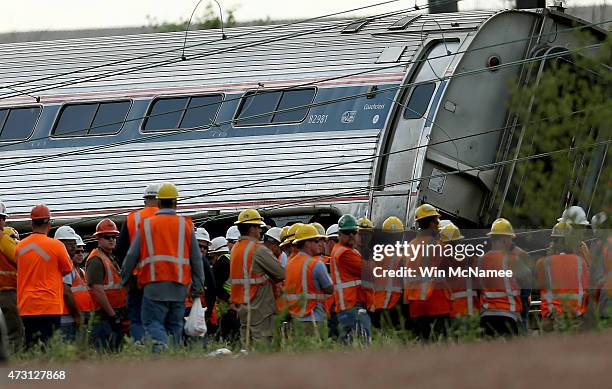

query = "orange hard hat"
[[94, 218, 120, 236], [31, 204, 51, 220]]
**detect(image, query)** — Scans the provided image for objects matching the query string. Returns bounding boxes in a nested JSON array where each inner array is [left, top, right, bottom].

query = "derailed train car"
[[0, 6, 607, 234]]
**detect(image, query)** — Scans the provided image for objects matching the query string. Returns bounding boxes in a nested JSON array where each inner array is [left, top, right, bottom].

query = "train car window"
[[53, 100, 130, 136], [388, 15, 421, 30], [143, 94, 223, 131], [180, 95, 224, 129], [273, 89, 316, 123], [89, 101, 132, 135], [0, 106, 41, 141], [235, 90, 281, 126], [403, 83, 436, 119], [342, 19, 370, 34], [234, 88, 315, 126], [144, 97, 188, 131]]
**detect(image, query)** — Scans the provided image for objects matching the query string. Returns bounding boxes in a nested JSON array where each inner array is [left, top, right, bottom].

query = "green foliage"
[[147, 2, 238, 33], [503, 32, 611, 228]]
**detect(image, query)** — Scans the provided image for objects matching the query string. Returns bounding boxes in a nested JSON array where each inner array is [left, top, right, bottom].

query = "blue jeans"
[[141, 296, 184, 352], [337, 305, 372, 343], [59, 322, 76, 342], [91, 317, 121, 351], [127, 286, 145, 342]]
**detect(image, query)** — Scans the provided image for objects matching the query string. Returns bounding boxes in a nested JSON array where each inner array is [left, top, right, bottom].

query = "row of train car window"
[[0, 88, 316, 141]]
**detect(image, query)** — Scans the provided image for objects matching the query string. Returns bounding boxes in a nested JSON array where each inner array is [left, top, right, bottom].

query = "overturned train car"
[[0, 7, 607, 235]]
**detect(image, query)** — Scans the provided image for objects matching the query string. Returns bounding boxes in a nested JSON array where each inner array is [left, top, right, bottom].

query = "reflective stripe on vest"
[[330, 245, 361, 311], [479, 254, 519, 312], [142, 216, 188, 283], [233, 241, 271, 304], [450, 276, 476, 315], [285, 255, 329, 317], [543, 255, 585, 315], [97, 251, 124, 292], [382, 256, 401, 309], [17, 243, 49, 261]]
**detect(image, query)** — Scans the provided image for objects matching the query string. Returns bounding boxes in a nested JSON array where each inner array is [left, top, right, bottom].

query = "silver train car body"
[[0, 7, 606, 232]]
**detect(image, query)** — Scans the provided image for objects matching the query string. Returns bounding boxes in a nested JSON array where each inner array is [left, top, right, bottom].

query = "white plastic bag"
[[184, 298, 207, 337]]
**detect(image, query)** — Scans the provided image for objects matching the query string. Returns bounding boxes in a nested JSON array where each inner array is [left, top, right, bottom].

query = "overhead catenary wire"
[[0, 0, 451, 101], [0, 0, 421, 98], [0, 17, 608, 153], [1, 39, 605, 172]]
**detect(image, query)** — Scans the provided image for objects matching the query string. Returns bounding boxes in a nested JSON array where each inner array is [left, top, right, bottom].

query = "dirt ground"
[[22, 331, 612, 389]]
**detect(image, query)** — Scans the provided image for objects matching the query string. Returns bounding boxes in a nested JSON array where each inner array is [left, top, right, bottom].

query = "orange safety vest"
[[367, 253, 404, 311], [478, 251, 522, 313], [63, 267, 96, 313], [329, 243, 363, 312], [16, 233, 73, 316], [138, 214, 193, 286], [127, 206, 159, 276], [449, 262, 480, 317], [320, 255, 335, 315], [403, 234, 440, 302], [87, 249, 127, 310], [229, 239, 270, 305], [0, 234, 17, 291], [536, 253, 588, 318], [275, 252, 287, 313], [285, 252, 330, 318]]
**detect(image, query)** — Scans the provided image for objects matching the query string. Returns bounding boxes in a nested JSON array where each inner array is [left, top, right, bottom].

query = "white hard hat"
[[591, 212, 608, 233], [0, 201, 7, 217], [195, 227, 211, 243], [54, 225, 79, 241], [326, 224, 339, 238], [226, 225, 240, 241], [209, 236, 229, 254], [76, 235, 85, 247], [265, 227, 282, 243], [558, 205, 589, 226], [438, 220, 453, 229], [143, 183, 160, 199]]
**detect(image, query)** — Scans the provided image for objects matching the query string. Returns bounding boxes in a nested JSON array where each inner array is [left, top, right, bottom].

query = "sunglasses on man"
[[100, 235, 117, 241]]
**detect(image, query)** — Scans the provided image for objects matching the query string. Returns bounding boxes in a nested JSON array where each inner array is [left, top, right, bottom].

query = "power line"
[[0, 0, 445, 101], [0, 17, 607, 153], [0, 0, 413, 98]]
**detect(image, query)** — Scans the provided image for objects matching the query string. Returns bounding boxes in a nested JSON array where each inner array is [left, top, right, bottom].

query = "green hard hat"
[[338, 214, 359, 231]]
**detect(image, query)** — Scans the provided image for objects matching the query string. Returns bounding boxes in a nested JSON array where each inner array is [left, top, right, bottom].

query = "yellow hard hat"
[[358, 217, 374, 231], [439, 223, 464, 242], [3, 227, 19, 241], [310, 222, 326, 237], [234, 208, 264, 225], [382, 216, 404, 232], [551, 221, 572, 238], [280, 223, 303, 247], [487, 218, 515, 238], [157, 182, 179, 200], [415, 204, 441, 221], [293, 224, 325, 244]]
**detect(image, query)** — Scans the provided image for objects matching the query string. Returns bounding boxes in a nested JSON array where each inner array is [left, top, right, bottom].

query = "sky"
[[0, 0, 607, 33]]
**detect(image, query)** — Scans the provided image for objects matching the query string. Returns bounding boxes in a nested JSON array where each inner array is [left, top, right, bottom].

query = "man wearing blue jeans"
[[121, 183, 206, 352]]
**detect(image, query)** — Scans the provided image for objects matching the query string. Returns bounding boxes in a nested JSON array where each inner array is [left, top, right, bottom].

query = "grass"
[[9, 309, 612, 364]]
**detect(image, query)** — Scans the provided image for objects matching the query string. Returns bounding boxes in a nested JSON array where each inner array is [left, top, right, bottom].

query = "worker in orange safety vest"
[[16, 204, 73, 348], [285, 224, 333, 335], [0, 200, 24, 352], [121, 183, 206, 353], [403, 204, 451, 340], [330, 214, 371, 343], [368, 216, 406, 329], [86, 219, 127, 350], [230, 208, 285, 346], [115, 183, 160, 342], [478, 218, 531, 337], [535, 221, 589, 331]]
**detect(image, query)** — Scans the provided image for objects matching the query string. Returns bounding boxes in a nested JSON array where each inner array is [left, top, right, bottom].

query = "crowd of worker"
[[0, 183, 610, 355]]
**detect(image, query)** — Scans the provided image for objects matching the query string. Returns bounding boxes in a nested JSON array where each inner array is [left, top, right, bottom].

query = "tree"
[[147, 2, 238, 33], [501, 31, 611, 228]]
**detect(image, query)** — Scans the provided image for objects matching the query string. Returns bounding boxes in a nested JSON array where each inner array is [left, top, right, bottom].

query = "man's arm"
[[313, 261, 334, 295], [0, 232, 16, 262], [56, 242, 73, 276], [115, 222, 131, 266], [254, 246, 285, 282], [63, 271, 81, 323], [120, 234, 141, 286], [188, 230, 204, 293]]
